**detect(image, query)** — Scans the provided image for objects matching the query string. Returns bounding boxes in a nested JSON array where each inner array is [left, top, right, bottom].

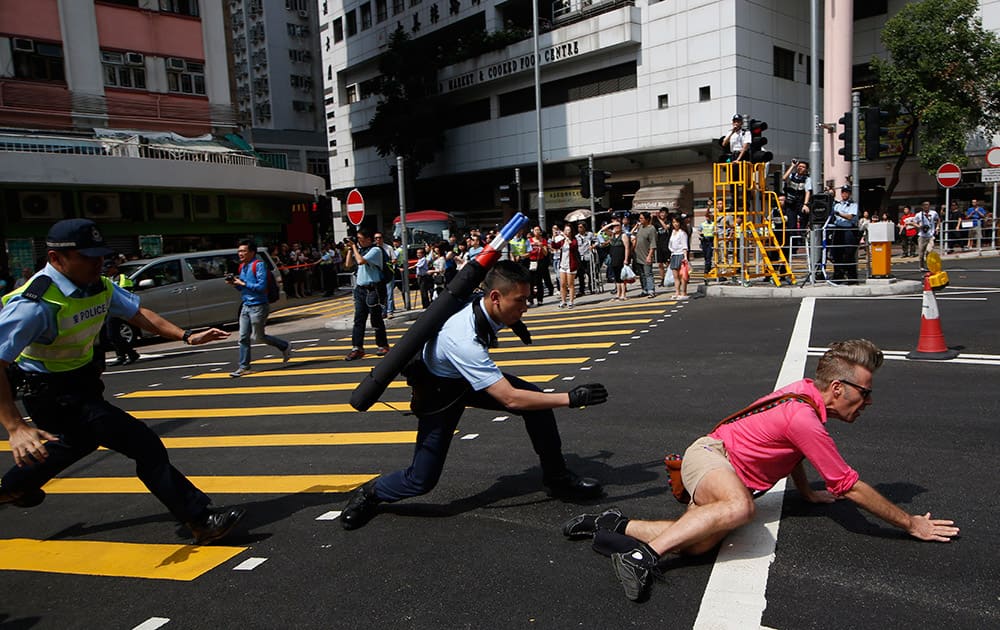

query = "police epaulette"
[[21, 275, 53, 302]]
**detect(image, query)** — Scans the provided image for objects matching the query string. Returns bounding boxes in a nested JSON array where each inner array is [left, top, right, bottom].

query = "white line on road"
[[461, 434, 479, 440], [693, 297, 815, 630], [103, 362, 228, 376], [233, 557, 268, 571], [316, 510, 342, 521], [132, 618, 170, 630]]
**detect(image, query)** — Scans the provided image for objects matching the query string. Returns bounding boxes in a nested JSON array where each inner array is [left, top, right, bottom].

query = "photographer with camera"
[[343, 228, 390, 361], [226, 240, 292, 377]]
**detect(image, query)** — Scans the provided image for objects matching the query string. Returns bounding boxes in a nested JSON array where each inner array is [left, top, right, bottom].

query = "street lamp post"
[[532, 0, 545, 230]]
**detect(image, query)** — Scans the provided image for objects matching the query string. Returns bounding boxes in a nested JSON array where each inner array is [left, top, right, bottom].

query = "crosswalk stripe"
[[2, 431, 421, 451], [523, 307, 665, 321], [41, 474, 375, 494], [253, 343, 613, 364], [0, 538, 246, 581], [116, 375, 557, 398], [189, 357, 589, 379], [131, 402, 412, 418]]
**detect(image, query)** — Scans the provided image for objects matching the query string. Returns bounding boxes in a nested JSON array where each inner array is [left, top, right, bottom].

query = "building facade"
[[319, 0, 999, 234]]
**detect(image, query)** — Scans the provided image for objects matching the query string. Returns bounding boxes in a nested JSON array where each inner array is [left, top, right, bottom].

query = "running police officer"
[[0, 219, 245, 544], [339, 260, 609, 530]]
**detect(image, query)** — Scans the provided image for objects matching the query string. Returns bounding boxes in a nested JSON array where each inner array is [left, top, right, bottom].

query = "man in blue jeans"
[[227, 240, 291, 377]]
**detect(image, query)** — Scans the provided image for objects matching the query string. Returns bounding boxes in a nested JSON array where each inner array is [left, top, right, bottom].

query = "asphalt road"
[[1, 257, 998, 629]]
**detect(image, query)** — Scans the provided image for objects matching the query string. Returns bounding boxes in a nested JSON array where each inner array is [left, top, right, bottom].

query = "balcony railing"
[[0, 132, 260, 167], [551, 0, 634, 26]]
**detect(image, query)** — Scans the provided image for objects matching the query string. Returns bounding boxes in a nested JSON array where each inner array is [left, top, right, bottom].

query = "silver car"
[[115, 248, 285, 342]]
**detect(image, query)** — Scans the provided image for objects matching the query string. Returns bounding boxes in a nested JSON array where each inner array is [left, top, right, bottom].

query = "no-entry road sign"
[[986, 146, 1000, 167], [346, 189, 365, 225], [936, 162, 962, 188]]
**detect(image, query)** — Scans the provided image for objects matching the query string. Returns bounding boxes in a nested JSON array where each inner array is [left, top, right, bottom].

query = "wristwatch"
[[182, 329, 193, 345]]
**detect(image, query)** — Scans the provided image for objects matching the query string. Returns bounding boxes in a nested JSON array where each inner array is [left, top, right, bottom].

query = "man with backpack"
[[227, 239, 291, 377], [344, 228, 390, 361]]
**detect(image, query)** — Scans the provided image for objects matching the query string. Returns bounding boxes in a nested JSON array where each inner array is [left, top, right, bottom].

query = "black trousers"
[[101, 317, 134, 359], [373, 371, 568, 502], [417, 275, 434, 308], [830, 227, 859, 283], [2, 372, 210, 522]]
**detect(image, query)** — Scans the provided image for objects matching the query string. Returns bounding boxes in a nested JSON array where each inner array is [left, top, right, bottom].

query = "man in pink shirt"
[[563, 339, 960, 602]]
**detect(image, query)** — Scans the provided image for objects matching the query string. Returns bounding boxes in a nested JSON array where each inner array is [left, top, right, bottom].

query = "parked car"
[[114, 248, 285, 343]]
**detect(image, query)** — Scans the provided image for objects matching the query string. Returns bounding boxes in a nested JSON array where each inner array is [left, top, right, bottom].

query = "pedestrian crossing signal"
[[749, 119, 772, 163]]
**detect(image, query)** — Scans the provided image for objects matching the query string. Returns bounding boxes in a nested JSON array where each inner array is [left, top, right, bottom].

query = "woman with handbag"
[[527, 227, 549, 307], [552, 224, 580, 308], [601, 222, 632, 301], [668, 216, 691, 299]]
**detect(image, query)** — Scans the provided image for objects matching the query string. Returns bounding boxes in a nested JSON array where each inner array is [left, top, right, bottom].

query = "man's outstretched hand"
[[568, 384, 608, 408], [908, 512, 960, 542]]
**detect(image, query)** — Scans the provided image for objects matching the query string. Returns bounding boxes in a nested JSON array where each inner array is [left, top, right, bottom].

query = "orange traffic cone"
[[906, 275, 959, 360]]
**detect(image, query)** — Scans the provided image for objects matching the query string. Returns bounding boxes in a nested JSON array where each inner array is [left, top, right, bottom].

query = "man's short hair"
[[239, 239, 258, 253], [357, 227, 373, 239], [814, 339, 884, 389], [639, 211, 651, 221], [484, 260, 530, 294]]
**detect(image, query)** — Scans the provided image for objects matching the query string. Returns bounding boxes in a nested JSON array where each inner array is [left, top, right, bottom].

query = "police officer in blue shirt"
[[344, 227, 390, 361], [340, 260, 608, 530], [829, 185, 860, 284], [0, 219, 245, 544]]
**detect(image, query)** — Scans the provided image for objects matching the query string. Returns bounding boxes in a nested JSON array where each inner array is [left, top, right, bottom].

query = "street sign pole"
[[588, 154, 596, 234], [943, 187, 950, 256], [397, 155, 410, 310], [935, 162, 963, 255]]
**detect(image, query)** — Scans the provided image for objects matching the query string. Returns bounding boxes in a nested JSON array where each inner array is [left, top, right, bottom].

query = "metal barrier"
[[0, 132, 260, 167]]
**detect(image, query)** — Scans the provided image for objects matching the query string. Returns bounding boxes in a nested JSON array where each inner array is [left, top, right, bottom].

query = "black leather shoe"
[[341, 480, 381, 530], [188, 507, 246, 545], [0, 486, 46, 508], [544, 471, 603, 500], [561, 507, 627, 539]]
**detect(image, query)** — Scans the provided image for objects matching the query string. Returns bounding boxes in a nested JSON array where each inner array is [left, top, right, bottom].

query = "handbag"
[[620, 264, 636, 282], [679, 258, 690, 282], [529, 260, 539, 271], [664, 393, 821, 503]]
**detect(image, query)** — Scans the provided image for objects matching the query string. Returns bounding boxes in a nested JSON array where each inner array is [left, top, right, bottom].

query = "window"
[[359, 75, 383, 97], [185, 254, 231, 280], [307, 158, 330, 187], [854, 0, 887, 20], [806, 57, 824, 88], [290, 74, 313, 91], [360, 2, 372, 29], [346, 10, 357, 36], [292, 99, 315, 111], [430, 4, 439, 23], [167, 59, 206, 95], [445, 98, 490, 128], [12, 41, 65, 82], [699, 86, 711, 102], [449, 0, 459, 15], [333, 17, 344, 41], [285, 0, 309, 10], [289, 49, 312, 62], [159, 0, 199, 17], [392, 0, 404, 14], [498, 63, 637, 116], [376, 0, 387, 22], [773, 46, 795, 80], [135, 260, 183, 287], [346, 84, 359, 103], [101, 51, 147, 89], [657, 93, 668, 109]]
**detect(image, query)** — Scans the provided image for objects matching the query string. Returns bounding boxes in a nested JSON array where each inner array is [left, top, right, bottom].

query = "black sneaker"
[[611, 543, 660, 602], [188, 507, 246, 545], [543, 470, 603, 500], [0, 486, 46, 508], [561, 507, 628, 539], [341, 480, 381, 530]]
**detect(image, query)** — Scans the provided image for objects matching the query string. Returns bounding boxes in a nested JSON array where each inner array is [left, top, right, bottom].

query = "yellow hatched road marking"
[[42, 474, 375, 494], [347, 328, 637, 343], [2, 431, 421, 451], [117, 375, 557, 398], [0, 538, 246, 582], [253, 343, 612, 364], [190, 357, 588, 379], [523, 307, 665, 322], [349, 319, 649, 343], [131, 402, 411, 418]]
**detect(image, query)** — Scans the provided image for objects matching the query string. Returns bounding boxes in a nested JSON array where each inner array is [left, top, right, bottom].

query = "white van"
[[115, 248, 285, 342]]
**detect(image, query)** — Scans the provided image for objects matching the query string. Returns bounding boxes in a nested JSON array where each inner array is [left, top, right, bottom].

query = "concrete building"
[[0, 0, 326, 277], [319, 0, 999, 234]]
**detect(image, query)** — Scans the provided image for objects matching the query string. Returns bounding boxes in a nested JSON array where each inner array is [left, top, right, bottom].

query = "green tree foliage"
[[367, 28, 446, 180], [872, 0, 1000, 203]]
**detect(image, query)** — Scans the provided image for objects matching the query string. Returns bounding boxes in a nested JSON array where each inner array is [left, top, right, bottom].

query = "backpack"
[[377, 246, 393, 283], [242, 259, 280, 303]]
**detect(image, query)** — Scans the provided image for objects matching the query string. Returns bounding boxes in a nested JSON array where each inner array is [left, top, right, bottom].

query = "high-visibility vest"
[[115, 273, 134, 289], [2, 274, 114, 372], [509, 236, 527, 258], [700, 220, 715, 238]]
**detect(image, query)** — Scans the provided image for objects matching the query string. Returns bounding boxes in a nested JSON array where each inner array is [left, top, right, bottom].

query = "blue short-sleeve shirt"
[[422, 301, 504, 391]]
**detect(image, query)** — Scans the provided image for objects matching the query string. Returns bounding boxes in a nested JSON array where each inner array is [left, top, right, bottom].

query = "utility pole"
[[396, 156, 410, 310]]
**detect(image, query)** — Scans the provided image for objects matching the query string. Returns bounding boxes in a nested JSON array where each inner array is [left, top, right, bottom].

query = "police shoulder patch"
[[21, 275, 53, 302]]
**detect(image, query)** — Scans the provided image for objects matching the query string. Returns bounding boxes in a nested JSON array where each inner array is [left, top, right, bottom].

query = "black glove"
[[568, 383, 608, 408]]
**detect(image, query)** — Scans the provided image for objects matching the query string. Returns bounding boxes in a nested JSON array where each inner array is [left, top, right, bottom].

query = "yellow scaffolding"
[[706, 161, 796, 287]]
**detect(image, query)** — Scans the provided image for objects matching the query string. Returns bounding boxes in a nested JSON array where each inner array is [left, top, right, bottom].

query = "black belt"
[[357, 284, 377, 289]]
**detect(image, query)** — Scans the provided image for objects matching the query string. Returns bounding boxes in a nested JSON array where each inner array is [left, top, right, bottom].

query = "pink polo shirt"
[[709, 379, 859, 495]]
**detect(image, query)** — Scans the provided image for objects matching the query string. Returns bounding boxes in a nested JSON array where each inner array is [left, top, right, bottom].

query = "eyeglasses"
[[839, 379, 873, 399]]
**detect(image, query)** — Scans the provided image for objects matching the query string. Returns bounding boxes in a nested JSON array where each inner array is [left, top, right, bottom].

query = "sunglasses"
[[839, 379, 873, 399]]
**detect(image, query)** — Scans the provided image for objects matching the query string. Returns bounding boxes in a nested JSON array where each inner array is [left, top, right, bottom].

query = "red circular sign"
[[987, 147, 1000, 167], [346, 188, 365, 225], [936, 162, 962, 188]]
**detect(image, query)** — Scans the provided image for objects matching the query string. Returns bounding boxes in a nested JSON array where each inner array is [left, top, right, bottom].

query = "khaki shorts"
[[681, 436, 735, 501]]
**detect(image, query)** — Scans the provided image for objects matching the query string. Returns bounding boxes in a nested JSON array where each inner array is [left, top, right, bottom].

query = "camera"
[[224, 273, 235, 282], [791, 158, 799, 165]]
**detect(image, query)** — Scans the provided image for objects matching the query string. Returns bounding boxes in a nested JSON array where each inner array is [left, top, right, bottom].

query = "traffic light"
[[579, 167, 591, 198], [593, 170, 610, 197], [749, 119, 772, 163], [863, 107, 889, 161], [838, 112, 853, 162]]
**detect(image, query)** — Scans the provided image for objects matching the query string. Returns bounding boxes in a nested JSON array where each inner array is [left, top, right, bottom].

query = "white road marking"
[[233, 557, 268, 571], [562, 376, 576, 381], [316, 511, 342, 521], [461, 434, 479, 440], [103, 363, 228, 376], [580, 367, 591, 371], [631, 336, 641, 339], [620, 343, 631, 347], [640, 330, 649, 333], [147, 383, 161, 388], [693, 297, 815, 630], [608, 351, 619, 355], [132, 618, 170, 630], [543, 388, 555, 393], [492, 416, 509, 422]]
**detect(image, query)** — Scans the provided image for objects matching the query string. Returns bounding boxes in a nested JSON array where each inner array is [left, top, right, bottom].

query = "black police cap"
[[46, 219, 114, 257]]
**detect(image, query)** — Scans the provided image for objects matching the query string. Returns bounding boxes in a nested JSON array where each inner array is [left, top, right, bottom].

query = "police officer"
[[721, 114, 751, 162], [339, 260, 609, 530], [830, 185, 860, 284], [698, 208, 716, 277], [0, 219, 245, 544], [102, 258, 140, 366]]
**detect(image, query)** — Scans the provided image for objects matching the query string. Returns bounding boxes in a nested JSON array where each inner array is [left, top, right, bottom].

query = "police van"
[[115, 248, 285, 342]]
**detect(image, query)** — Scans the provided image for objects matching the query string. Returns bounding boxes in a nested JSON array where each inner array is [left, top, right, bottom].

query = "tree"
[[367, 28, 446, 194], [871, 0, 1000, 208]]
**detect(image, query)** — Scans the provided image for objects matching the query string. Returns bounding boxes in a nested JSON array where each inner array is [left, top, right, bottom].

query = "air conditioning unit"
[[167, 57, 187, 71], [298, 9, 309, 18], [18, 191, 63, 221], [125, 52, 145, 66], [13, 38, 34, 52], [150, 193, 185, 220], [81, 193, 122, 220]]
